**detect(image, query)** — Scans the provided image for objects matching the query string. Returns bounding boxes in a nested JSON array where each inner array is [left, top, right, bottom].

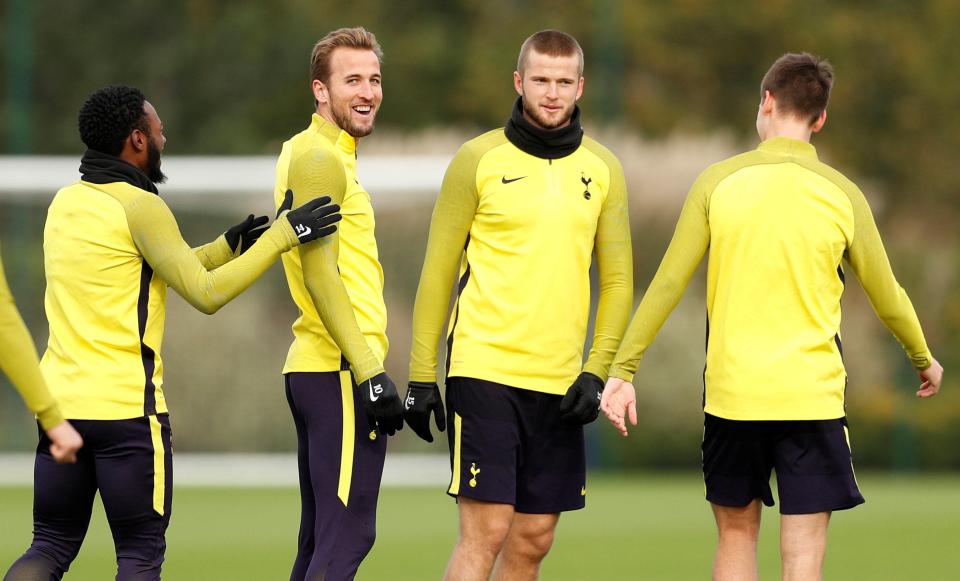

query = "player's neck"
[[315, 107, 362, 144], [761, 118, 813, 143]]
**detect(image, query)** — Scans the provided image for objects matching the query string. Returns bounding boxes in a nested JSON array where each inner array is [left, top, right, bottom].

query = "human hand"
[[360, 372, 405, 437], [600, 377, 637, 437], [559, 372, 605, 424], [225, 214, 270, 253], [46, 420, 83, 464], [403, 382, 446, 443], [917, 358, 943, 398], [279, 189, 342, 244]]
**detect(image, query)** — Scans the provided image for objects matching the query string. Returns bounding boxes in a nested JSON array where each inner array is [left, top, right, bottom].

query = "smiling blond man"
[[273, 27, 404, 581], [407, 30, 633, 580]]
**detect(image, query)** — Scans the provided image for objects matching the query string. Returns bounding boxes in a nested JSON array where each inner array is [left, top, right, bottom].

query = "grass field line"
[[0, 452, 449, 487]]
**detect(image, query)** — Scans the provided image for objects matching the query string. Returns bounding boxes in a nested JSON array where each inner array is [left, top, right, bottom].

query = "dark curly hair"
[[78, 85, 150, 155]]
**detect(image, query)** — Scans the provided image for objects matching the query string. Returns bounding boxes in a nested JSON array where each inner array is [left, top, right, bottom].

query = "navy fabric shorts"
[[445, 376, 586, 514], [702, 413, 865, 515]]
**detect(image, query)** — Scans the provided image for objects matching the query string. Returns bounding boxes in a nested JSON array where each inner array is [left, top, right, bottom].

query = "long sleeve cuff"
[[36, 404, 66, 431]]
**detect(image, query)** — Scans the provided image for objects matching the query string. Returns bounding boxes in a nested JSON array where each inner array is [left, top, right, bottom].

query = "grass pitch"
[[1, 473, 957, 580]]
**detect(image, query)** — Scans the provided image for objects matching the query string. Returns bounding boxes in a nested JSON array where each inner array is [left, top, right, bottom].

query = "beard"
[[329, 92, 376, 138], [146, 135, 166, 184], [521, 95, 575, 130]]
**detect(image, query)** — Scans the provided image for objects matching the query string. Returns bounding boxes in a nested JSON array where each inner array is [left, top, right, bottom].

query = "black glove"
[[278, 189, 342, 243], [403, 382, 446, 443], [225, 214, 270, 253], [559, 372, 605, 424], [360, 372, 404, 437]]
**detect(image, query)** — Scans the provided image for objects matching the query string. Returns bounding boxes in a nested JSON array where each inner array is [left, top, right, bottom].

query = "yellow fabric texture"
[[609, 137, 932, 420], [0, 244, 65, 429], [193, 235, 237, 270], [41, 180, 299, 420], [409, 130, 633, 395], [275, 114, 388, 382]]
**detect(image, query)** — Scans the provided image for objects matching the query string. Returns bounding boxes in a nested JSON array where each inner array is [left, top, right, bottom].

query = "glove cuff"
[[579, 371, 605, 391], [408, 381, 439, 390]]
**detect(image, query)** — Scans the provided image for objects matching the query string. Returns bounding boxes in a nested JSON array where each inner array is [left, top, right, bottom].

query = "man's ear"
[[811, 109, 827, 133], [760, 90, 775, 115], [312, 79, 329, 106], [129, 128, 148, 153]]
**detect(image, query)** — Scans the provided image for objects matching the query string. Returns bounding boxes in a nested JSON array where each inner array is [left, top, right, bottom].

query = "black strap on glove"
[[360, 372, 404, 437], [278, 189, 342, 243], [225, 214, 270, 253], [403, 382, 446, 443], [559, 372, 605, 424]]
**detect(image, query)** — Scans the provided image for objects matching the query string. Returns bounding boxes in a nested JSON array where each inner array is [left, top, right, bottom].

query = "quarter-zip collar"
[[757, 136, 818, 160], [311, 113, 357, 158]]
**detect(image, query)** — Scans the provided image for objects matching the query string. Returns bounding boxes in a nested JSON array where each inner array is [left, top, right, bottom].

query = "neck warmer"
[[79, 149, 159, 195], [504, 96, 583, 159]]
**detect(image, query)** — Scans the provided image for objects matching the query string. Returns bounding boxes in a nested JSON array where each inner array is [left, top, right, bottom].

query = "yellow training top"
[[42, 179, 300, 420], [609, 137, 932, 420], [274, 114, 388, 382], [0, 244, 64, 429], [409, 130, 633, 395]]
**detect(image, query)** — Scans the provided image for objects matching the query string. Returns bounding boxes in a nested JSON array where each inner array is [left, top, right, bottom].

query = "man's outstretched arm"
[[193, 214, 269, 270], [601, 173, 712, 435], [606, 174, 711, 382], [127, 188, 338, 315]]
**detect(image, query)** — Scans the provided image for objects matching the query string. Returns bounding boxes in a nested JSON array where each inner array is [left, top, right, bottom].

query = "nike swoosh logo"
[[369, 382, 380, 402], [501, 176, 527, 184]]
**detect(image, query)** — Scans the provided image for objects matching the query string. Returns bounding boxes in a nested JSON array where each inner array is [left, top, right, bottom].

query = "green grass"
[[2, 474, 958, 580]]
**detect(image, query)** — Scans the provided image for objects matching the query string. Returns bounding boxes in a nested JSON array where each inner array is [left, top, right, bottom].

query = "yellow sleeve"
[[582, 154, 634, 379], [193, 235, 236, 270], [408, 144, 480, 383], [125, 194, 298, 315], [845, 190, 932, 368], [0, 247, 65, 429], [288, 148, 383, 382], [608, 174, 711, 381]]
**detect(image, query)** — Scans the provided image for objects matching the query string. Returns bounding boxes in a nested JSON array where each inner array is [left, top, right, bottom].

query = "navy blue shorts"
[[445, 376, 586, 514], [702, 413, 865, 515]]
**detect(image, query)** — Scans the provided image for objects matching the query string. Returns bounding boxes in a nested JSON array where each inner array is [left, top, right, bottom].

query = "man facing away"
[[601, 53, 943, 581], [0, 246, 82, 464], [407, 30, 633, 580], [272, 27, 404, 581], [4, 85, 339, 581]]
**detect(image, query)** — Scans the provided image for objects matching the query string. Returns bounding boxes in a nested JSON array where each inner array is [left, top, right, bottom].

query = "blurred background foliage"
[[1, 0, 957, 469]]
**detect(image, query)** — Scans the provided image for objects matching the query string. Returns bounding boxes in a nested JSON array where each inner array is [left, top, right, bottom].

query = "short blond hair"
[[310, 27, 383, 84], [517, 30, 584, 76]]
